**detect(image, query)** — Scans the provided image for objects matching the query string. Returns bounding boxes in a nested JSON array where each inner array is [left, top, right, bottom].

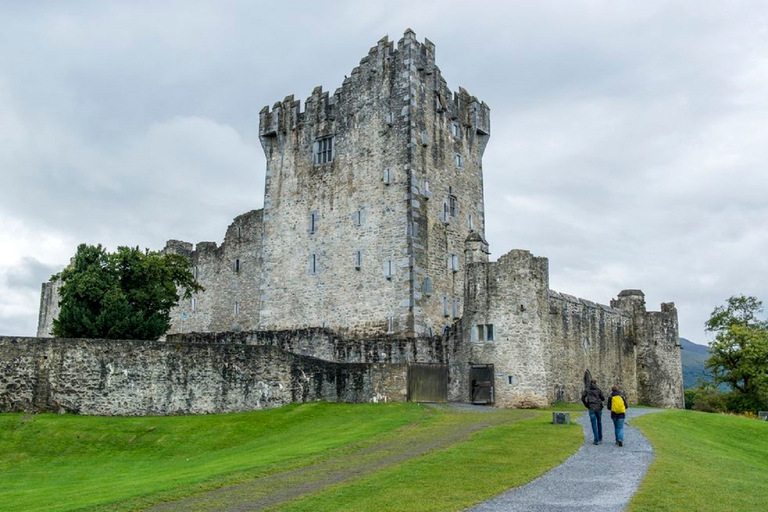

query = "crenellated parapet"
[[258, 29, 490, 157]]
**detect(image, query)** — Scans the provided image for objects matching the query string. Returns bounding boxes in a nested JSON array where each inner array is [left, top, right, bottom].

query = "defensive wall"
[[0, 335, 409, 415], [27, 30, 683, 414], [463, 250, 683, 409]]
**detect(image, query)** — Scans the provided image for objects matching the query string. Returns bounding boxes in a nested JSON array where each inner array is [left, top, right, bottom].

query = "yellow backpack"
[[611, 395, 626, 414]]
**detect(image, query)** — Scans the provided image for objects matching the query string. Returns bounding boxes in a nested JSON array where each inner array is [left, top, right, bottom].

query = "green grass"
[[0, 402, 429, 511], [271, 409, 583, 512], [629, 409, 768, 512]]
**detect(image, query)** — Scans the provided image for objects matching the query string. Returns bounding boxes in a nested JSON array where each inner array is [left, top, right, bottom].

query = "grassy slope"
[[629, 409, 768, 512], [271, 411, 583, 512], [0, 403, 428, 511]]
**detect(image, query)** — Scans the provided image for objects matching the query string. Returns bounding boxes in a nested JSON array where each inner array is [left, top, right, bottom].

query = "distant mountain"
[[680, 337, 712, 389]]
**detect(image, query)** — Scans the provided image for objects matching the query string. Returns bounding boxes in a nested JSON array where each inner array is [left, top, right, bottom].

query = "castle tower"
[[257, 30, 490, 337], [611, 290, 683, 408]]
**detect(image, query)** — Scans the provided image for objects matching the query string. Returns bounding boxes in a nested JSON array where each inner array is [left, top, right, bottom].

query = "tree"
[[705, 295, 768, 412], [52, 244, 203, 340]]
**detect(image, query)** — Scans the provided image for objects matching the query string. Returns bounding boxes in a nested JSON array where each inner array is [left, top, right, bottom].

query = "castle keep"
[[19, 30, 683, 415]]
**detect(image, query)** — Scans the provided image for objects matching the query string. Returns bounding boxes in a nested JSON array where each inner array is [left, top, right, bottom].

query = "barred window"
[[313, 136, 334, 165]]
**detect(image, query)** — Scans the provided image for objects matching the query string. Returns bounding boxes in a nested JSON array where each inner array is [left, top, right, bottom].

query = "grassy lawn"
[[0, 402, 430, 511], [270, 409, 583, 512], [628, 409, 768, 512], [0, 403, 584, 512]]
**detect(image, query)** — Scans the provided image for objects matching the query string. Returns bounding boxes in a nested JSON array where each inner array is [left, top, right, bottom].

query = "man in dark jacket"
[[607, 385, 628, 447], [581, 378, 605, 445]]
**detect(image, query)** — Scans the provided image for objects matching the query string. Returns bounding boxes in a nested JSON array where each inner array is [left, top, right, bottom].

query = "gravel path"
[[467, 408, 661, 512]]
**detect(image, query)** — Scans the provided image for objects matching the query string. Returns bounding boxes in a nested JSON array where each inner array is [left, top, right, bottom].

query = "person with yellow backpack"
[[607, 385, 628, 447]]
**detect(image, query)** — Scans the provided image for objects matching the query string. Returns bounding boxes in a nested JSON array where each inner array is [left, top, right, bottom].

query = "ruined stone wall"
[[547, 291, 637, 404], [610, 290, 683, 408], [0, 336, 407, 416], [637, 305, 683, 408], [168, 327, 469, 401], [36, 278, 62, 337], [463, 250, 552, 407], [165, 210, 263, 335], [168, 326, 464, 365]]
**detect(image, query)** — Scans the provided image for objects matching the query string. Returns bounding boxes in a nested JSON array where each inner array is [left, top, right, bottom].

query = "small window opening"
[[455, 152, 463, 168], [234, 259, 240, 273], [384, 259, 394, 279], [449, 189, 457, 217], [355, 250, 362, 270], [314, 136, 334, 165]]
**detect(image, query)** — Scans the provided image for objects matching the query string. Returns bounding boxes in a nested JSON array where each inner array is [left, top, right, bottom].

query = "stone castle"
[[20, 30, 683, 415]]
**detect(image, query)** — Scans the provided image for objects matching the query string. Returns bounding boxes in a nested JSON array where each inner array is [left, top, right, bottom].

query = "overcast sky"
[[1, 0, 766, 343]]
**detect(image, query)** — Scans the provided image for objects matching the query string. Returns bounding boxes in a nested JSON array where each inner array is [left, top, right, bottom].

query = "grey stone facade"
[[0, 335, 407, 415], [28, 30, 684, 414]]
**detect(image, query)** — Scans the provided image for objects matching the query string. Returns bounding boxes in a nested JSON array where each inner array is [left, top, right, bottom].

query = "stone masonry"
[[27, 30, 684, 414]]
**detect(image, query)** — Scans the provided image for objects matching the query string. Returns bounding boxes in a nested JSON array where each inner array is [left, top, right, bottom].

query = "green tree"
[[52, 244, 203, 340], [705, 295, 768, 412]]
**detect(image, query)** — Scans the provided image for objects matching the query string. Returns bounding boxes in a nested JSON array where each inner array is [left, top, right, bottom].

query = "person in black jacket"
[[581, 378, 605, 445], [607, 385, 628, 447]]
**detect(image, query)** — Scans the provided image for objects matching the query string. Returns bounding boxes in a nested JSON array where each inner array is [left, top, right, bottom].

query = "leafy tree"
[[705, 295, 768, 412], [52, 244, 203, 340]]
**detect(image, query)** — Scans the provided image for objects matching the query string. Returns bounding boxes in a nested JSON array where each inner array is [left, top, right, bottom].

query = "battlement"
[[258, 30, 490, 145]]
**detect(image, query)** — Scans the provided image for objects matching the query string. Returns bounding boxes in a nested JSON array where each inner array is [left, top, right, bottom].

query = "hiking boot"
[[593, 441, 599, 445], [618, 441, 623, 447]]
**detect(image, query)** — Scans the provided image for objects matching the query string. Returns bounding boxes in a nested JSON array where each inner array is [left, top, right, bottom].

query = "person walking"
[[607, 385, 628, 447], [581, 378, 605, 445]]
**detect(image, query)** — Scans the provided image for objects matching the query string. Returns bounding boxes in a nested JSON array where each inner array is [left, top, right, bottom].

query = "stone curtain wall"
[[463, 249, 683, 409], [0, 336, 407, 416], [548, 292, 637, 404]]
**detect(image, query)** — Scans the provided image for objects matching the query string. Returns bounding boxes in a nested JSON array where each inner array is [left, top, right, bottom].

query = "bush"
[[685, 386, 730, 413]]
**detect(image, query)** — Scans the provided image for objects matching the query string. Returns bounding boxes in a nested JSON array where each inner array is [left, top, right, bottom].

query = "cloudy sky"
[[1, 0, 766, 342]]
